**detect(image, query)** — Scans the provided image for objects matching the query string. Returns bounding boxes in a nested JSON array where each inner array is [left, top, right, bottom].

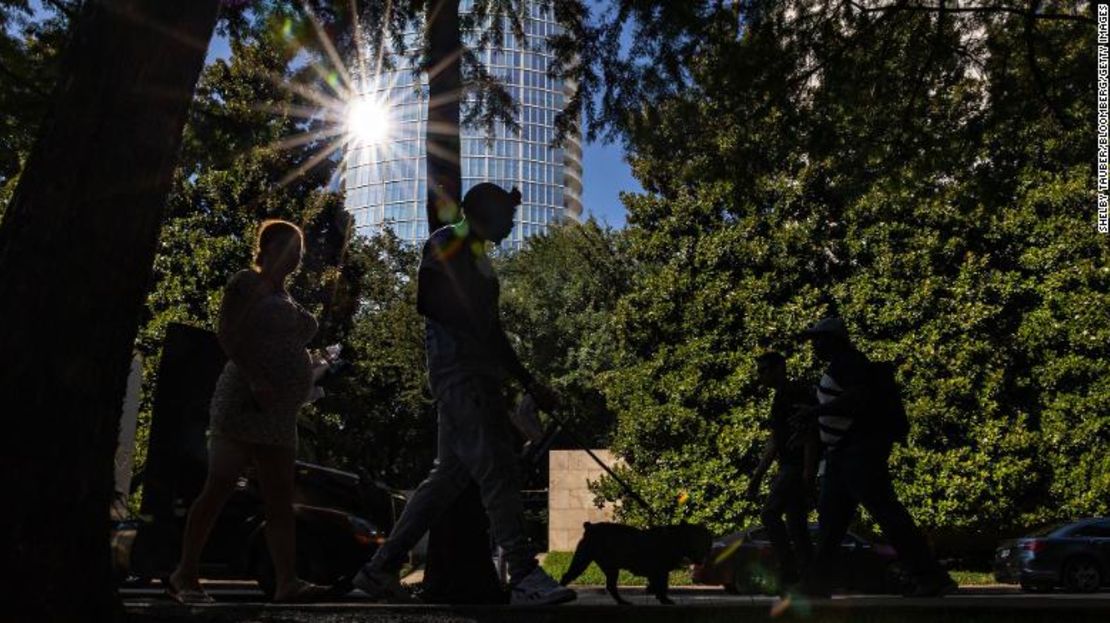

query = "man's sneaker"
[[510, 567, 577, 606], [352, 566, 413, 603], [906, 573, 958, 598]]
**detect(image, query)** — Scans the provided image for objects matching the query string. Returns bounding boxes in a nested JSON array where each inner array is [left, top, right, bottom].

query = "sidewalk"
[[124, 586, 1110, 623]]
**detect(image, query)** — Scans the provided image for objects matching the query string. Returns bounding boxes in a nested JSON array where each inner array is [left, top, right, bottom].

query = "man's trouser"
[[805, 436, 941, 593], [760, 464, 813, 584], [365, 375, 535, 582]]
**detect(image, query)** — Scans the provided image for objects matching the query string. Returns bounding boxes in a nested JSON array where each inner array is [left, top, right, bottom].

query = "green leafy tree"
[[310, 232, 437, 487], [498, 218, 631, 447], [592, 1, 1107, 553], [0, 0, 75, 209]]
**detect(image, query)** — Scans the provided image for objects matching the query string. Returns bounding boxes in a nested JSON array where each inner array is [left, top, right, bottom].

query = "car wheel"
[[1062, 557, 1102, 593]]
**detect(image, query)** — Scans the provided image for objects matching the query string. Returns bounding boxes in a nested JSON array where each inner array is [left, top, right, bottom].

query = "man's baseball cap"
[[802, 317, 849, 340]]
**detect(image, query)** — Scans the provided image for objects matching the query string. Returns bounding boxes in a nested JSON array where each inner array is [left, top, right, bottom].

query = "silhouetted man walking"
[[747, 352, 819, 590], [797, 318, 956, 598], [353, 183, 576, 606]]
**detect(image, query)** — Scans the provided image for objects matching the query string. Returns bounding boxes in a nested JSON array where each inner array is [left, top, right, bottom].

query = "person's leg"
[[781, 469, 814, 579], [846, 441, 944, 581], [761, 469, 798, 585], [252, 442, 305, 600], [172, 436, 251, 590], [401, 377, 573, 606], [802, 452, 855, 596], [444, 377, 534, 582], [363, 405, 471, 575]]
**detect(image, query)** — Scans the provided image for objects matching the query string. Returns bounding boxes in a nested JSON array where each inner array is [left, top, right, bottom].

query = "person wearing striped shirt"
[[794, 317, 956, 599]]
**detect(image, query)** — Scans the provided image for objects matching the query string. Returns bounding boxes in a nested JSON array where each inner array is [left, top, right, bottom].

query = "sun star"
[[347, 97, 390, 145]]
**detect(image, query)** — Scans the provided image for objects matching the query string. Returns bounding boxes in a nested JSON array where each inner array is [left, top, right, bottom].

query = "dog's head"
[[671, 522, 712, 565]]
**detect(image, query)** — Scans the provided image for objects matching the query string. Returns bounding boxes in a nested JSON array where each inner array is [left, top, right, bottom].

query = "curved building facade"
[[343, 3, 582, 248]]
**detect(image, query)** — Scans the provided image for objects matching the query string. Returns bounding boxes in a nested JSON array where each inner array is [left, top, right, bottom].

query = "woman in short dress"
[[168, 220, 326, 603]]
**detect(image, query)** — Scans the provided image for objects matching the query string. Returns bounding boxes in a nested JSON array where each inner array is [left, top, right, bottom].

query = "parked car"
[[115, 461, 398, 598], [994, 517, 1110, 593], [692, 524, 907, 595]]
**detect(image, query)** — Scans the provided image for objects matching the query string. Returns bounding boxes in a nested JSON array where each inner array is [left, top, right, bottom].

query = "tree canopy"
[[590, 1, 1106, 555], [0, 0, 73, 208]]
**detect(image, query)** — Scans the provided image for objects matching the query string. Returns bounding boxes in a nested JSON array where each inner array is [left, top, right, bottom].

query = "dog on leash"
[[559, 521, 712, 605]]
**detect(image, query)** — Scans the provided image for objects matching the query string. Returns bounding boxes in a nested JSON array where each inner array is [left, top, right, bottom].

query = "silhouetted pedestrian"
[[353, 183, 576, 606], [747, 352, 819, 590], [169, 220, 327, 604], [796, 318, 956, 598]]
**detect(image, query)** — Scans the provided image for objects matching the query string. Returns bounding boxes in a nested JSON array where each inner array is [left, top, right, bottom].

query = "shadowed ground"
[[124, 585, 1110, 623]]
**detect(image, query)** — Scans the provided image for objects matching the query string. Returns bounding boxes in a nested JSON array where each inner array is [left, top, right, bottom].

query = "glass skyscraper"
[[342, 3, 582, 248]]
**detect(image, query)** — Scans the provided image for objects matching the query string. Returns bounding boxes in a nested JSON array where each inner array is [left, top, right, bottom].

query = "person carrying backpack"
[[794, 317, 955, 598]]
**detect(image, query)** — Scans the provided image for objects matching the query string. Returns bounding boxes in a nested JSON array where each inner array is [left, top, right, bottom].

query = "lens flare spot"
[[771, 592, 813, 618], [770, 595, 792, 618], [714, 537, 744, 565]]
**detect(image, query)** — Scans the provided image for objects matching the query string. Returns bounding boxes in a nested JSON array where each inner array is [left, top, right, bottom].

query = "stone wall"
[[548, 449, 619, 552]]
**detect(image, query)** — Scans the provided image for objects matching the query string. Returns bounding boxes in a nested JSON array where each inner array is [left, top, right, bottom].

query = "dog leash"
[[539, 406, 662, 525]]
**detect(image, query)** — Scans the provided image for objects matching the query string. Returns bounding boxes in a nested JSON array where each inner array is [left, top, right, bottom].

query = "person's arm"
[[489, 317, 534, 387], [747, 437, 777, 498], [416, 247, 457, 327], [217, 273, 267, 382], [803, 431, 820, 485], [216, 272, 280, 410]]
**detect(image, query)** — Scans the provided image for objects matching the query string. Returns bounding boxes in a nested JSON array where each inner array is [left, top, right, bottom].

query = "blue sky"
[[581, 140, 637, 228], [205, 33, 639, 228]]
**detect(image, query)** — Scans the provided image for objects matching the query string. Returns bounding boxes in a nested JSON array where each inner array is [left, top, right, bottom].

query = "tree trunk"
[[424, 0, 462, 231], [0, 1, 219, 620], [422, 481, 508, 604], [420, 1, 506, 604]]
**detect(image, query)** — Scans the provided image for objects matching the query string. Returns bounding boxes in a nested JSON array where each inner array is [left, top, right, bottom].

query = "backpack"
[[869, 361, 910, 444]]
